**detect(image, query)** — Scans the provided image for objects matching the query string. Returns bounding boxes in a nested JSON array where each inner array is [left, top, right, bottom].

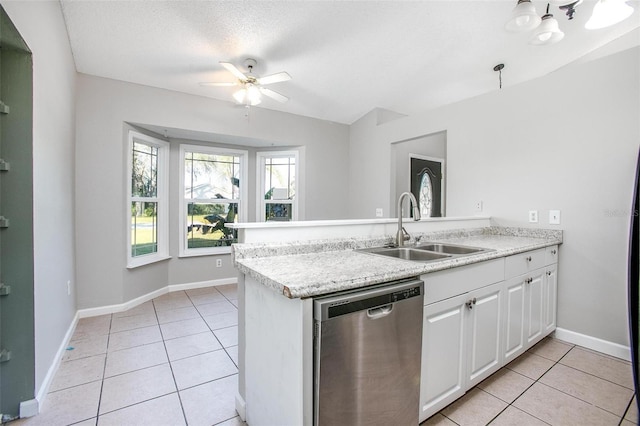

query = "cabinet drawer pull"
[[547, 271, 552, 276], [551, 249, 557, 255], [525, 256, 532, 262]]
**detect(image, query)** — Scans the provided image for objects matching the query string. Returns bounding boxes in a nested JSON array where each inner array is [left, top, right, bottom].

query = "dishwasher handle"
[[367, 304, 393, 319]]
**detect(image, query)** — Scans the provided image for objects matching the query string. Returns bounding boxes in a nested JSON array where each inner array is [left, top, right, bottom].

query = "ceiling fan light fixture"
[[233, 84, 262, 106], [529, 13, 565, 45], [585, 0, 634, 29], [505, 0, 542, 32]]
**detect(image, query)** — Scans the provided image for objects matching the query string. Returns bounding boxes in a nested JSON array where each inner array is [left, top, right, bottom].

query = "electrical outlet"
[[216, 259, 222, 268], [475, 201, 483, 212], [67, 280, 71, 296], [375, 208, 383, 218], [529, 210, 538, 223], [549, 210, 561, 225]]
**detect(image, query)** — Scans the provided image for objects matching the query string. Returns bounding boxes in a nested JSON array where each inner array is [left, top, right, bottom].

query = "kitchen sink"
[[357, 242, 493, 263], [358, 247, 451, 262], [413, 243, 488, 255]]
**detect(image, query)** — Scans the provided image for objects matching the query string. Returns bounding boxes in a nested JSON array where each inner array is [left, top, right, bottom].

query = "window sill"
[[178, 247, 232, 258], [127, 254, 172, 269]]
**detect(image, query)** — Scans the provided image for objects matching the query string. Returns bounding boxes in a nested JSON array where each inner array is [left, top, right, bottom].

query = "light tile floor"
[[423, 337, 638, 426], [12, 285, 638, 426], [14, 284, 244, 426]]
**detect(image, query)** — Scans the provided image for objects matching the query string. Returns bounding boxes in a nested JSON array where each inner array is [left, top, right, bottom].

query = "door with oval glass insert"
[[410, 155, 443, 218]]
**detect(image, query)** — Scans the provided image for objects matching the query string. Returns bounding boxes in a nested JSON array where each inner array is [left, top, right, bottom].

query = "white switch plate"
[[216, 259, 222, 268], [549, 210, 561, 225], [529, 210, 538, 223], [375, 208, 383, 218], [475, 201, 483, 212]]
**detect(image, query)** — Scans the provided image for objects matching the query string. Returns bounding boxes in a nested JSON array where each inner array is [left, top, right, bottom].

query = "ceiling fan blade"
[[257, 72, 292, 85], [220, 62, 248, 81], [199, 82, 238, 87], [260, 87, 289, 103]]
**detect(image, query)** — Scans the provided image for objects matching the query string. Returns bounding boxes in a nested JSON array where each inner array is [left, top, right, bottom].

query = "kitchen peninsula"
[[228, 218, 562, 425]]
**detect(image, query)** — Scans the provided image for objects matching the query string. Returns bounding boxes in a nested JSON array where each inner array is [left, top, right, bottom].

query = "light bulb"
[[538, 32, 553, 41], [586, 0, 634, 29], [505, 0, 542, 32], [529, 14, 564, 45]]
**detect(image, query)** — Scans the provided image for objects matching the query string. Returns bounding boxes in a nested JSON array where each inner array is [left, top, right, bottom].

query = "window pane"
[[266, 203, 293, 221], [131, 201, 158, 257], [185, 152, 240, 200], [264, 157, 295, 200], [132, 141, 158, 197], [185, 202, 238, 248], [419, 174, 433, 217]]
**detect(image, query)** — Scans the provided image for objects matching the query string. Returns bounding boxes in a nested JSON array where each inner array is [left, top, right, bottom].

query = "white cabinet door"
[[526, 270, 545, 346], [419, 293, 467, 423], [543, 265, 558, 334], [466, 282, 503, 388], [503, 276, 526, 363]]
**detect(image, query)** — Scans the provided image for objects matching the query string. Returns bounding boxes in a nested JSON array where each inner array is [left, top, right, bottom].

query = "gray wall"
[[1, 1, 77, 395], [75, 74, 350, 308], [349, 46, 640, 346]]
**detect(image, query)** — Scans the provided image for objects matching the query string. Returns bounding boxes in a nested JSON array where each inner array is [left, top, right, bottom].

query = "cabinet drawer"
[[505, 249, 545, 279], [545, 245, 559, 265], [423, 258, 505, 305]]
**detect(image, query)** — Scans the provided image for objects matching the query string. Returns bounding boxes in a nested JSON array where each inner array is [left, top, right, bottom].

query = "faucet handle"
[[402, 227, 410, 241]]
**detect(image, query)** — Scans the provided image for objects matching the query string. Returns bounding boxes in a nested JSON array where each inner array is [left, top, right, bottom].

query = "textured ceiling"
[[60, 0, 640, 124]]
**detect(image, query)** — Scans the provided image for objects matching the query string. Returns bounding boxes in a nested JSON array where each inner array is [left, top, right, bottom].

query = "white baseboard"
[[35, 277, 239, 413], [35, 309, 79, 410], [19, 399, 39, 418], [235, 392, 246, 421], [169, 277, 237, 292], [554, 327, 631, 361], [77, 277, 238, 318]]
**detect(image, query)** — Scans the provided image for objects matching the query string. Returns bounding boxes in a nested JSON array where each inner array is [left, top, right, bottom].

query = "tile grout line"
[[154, 291, 190, 426], [93, 314, 114, 425]]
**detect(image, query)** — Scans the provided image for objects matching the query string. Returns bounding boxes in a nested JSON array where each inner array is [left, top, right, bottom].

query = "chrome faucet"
[[397, 192, 421, 247]]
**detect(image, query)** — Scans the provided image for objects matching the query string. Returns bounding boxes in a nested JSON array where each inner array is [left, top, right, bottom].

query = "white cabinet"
[[420, 245, 559, 422], [466, 283, 503, 388], [503, 245, 558, 364], [419, 292, 468, 420], [543, 264, 558, 334], [419, 273, 504, 423]]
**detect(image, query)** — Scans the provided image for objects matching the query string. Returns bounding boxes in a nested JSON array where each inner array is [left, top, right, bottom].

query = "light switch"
[[375, 208, 383, 218], [549, 210, 561, 225], [529, 210, 538, 223]]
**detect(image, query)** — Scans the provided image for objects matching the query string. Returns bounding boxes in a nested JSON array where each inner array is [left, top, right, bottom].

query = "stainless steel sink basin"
[[413, 243, 488, 255], [358, 247, 451, 262], [357, 242, 493, 263]]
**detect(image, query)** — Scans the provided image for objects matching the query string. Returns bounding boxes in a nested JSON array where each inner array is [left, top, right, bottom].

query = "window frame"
[[256, 150, 300, 222], [126, 131, 170, 268], [179, 144, 248, 257]]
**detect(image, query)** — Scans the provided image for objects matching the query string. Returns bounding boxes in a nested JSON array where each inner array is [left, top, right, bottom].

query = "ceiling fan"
[[200, 58, 291, 106]]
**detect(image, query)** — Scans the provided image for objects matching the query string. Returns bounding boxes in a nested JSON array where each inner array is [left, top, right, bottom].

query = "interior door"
[[410, 156, 443, 218]]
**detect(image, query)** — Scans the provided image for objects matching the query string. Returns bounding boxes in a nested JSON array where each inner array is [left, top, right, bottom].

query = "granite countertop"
[[232, 226, 562, 299]]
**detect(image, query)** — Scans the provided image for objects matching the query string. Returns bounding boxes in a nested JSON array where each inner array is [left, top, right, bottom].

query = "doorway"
[[410, 155, 444, 218]]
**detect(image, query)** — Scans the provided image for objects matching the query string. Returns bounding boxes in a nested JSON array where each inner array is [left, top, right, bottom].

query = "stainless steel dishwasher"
[[313, 278, 424, 426]]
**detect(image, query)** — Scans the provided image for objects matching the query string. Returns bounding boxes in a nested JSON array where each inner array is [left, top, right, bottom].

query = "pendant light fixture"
[[505, 0, 542, 32], [530, 4, 565, 45], [586, 0, 635, 29], [551, 0, 584, 19]]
